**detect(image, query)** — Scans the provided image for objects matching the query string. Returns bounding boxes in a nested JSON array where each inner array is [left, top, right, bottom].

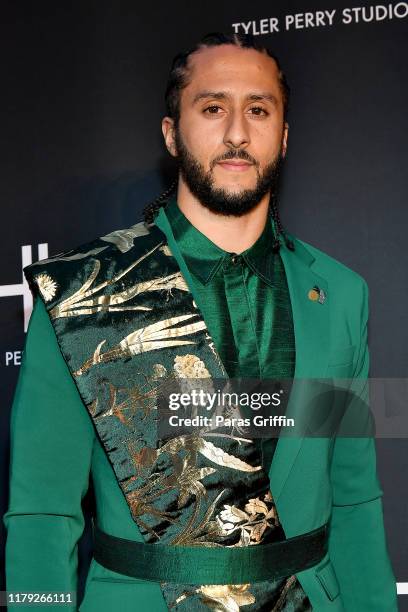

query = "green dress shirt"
[[155, 197, 296, 381]]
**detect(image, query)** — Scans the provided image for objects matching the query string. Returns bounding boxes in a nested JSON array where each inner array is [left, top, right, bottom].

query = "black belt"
[[93, 521, 329, 585]]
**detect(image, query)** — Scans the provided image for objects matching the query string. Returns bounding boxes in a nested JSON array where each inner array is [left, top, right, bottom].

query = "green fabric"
[[93, 522, 329, 584], [157, 197, 295, 380], [3, 208, 398, 612]]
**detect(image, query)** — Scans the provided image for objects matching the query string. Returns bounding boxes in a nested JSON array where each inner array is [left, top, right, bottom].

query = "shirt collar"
[[157, 197, 277, 287]]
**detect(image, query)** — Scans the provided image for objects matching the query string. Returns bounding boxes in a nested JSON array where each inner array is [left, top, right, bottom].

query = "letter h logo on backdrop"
[[0, 244, 48, 332]]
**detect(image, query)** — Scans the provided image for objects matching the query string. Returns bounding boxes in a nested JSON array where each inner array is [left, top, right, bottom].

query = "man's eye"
[[203, 105, 222, 114], [249, 106, 269, 116]]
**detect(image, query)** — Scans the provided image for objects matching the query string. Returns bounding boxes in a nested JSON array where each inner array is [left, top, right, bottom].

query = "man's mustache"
[[212, 150, 258, 167]]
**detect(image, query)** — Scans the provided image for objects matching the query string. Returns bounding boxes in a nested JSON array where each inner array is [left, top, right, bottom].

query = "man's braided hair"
[[143, 31, 294, 252]]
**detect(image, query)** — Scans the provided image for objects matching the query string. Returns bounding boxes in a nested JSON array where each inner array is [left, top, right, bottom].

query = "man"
[[3, 32, 397, 611]]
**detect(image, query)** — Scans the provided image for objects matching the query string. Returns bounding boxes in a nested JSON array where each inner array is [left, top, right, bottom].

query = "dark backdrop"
[[1, 1, 407, 608]]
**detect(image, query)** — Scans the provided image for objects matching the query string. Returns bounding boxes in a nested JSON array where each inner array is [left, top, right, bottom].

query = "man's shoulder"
[[23, 220, 165, 301], [25, 220, 162, 270], [294, 235, 368, 294]]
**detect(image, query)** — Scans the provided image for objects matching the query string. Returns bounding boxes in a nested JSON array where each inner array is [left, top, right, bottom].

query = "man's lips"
[[217, 161, 253, 172]]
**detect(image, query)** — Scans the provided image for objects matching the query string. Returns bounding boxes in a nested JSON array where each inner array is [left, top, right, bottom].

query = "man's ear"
[[162, 117, 178, 157], [282, 122, 289, 158]]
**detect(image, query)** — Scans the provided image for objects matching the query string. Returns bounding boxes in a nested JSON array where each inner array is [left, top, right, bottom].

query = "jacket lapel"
[[268, 235, 330, 501]]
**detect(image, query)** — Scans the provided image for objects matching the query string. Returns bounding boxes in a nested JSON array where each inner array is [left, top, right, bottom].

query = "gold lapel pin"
[[308, 286, 326, 304]]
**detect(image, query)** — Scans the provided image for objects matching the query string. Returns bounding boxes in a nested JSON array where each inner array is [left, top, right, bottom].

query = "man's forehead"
[[185, 45, 280, 87]]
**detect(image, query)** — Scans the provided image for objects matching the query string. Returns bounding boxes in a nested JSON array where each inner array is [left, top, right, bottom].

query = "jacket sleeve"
[[328, 279, 398, 611], [3, 297, 95, 610]]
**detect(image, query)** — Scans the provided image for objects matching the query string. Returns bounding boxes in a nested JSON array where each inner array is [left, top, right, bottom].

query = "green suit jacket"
[[3, 216, 398, 611]]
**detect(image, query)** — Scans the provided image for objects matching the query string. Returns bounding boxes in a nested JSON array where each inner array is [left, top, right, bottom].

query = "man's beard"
[[174, 124, 284, 217]]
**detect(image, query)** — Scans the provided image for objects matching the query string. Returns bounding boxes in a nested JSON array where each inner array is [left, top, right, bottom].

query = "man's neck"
[[175, 182, 270, 254]]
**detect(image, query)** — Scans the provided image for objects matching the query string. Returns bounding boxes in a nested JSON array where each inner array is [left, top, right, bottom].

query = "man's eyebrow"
[[192, 91, 278, 105]]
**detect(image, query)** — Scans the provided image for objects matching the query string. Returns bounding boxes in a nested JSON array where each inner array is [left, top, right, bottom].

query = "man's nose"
[[223, 110, 250, 149]]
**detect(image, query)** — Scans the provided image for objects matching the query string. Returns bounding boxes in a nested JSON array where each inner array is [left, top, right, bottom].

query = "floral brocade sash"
[[24, 221, 311, 612]]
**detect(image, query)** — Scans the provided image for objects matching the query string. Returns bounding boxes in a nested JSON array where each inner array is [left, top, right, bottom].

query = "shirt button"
[[230, 253, 241, 264]]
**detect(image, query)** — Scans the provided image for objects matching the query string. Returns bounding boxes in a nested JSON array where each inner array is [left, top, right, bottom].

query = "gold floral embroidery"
[[122, 448, 224, 541], [34, 273, 58, 302], [157, 435, 261, 474], [198, 584, 256, 611], [49, 243, 190, 318], [174, 584, 256, 611], [213, 491, 280, 546], [120, 314, 207, 355], [122, 432, 262, 543], [74, 314, 207, 376], [172, 575, 300, 611], [174, 354, 211, 378], [174, 457, 217, 508], [155, 355, 213, 392]]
